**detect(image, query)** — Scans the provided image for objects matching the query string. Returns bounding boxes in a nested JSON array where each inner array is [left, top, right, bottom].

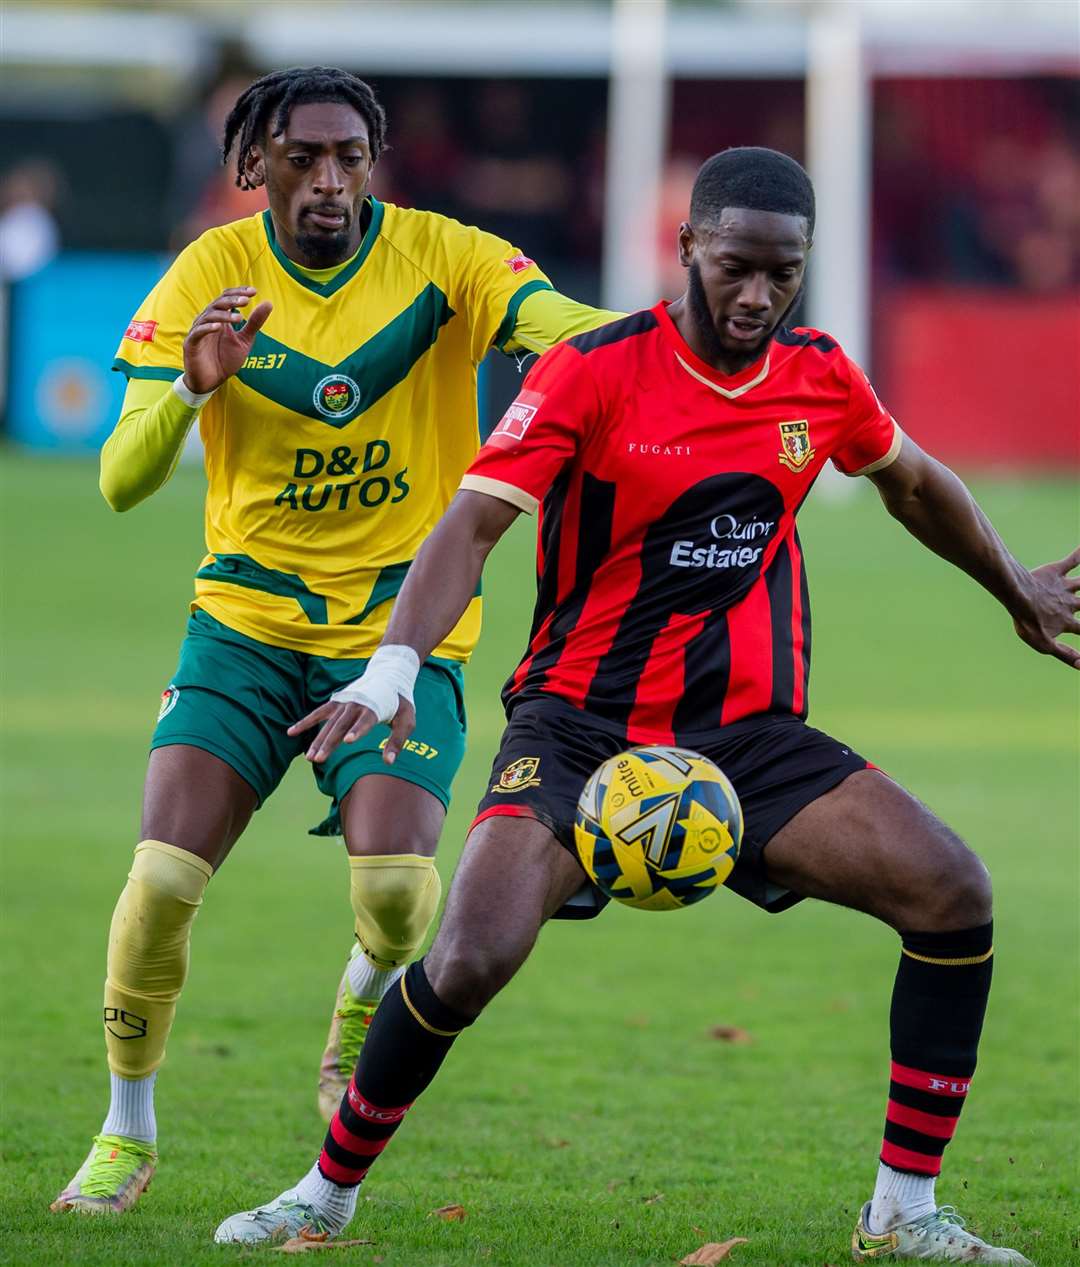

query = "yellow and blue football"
[[574, 746, 742, 912]]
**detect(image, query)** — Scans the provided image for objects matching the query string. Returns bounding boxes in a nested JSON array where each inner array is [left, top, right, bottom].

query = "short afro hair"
[[690, 147, 815, 238], [223, 66, 388, 190]]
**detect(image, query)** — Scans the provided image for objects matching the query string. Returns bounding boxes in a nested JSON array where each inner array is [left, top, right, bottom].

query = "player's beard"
[[686, 262, 729, 363], [687, 263, 806, 369], [294, 224, 353, 267]]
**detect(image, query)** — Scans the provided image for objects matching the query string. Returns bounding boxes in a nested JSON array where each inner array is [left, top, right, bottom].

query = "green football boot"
[[852, 1202, 1033, 1263], [50, 1134, 157, 1214], [317, 945, 378, 1122]]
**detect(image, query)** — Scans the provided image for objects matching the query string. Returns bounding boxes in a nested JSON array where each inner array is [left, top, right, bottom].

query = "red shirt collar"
[[652, 300, 772, 399]]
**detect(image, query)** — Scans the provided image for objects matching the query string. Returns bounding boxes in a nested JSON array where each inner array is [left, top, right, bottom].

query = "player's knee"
[[426, 931, 528, 1018], [108, 841, 212, 989], [349, 854, 441, 970], [905, 834, 993, 930], [935, 845, 993, 927]]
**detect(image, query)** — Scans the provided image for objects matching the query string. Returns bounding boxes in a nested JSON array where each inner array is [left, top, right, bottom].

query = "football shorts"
[[151, 609, 466, 834], [472, 696, 870, 915]]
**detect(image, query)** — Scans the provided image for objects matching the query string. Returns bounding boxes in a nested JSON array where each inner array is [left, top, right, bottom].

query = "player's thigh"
[[316, 660, 466, 852], [426, 814, 586, 1017], [141, 744, 258, 869], [340, 774, 445, 857], [145, 610, 308, 867], [763, 769, 992, 931]]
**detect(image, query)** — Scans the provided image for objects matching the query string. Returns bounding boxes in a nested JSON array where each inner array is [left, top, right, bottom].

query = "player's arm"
[[502, 287, 624, 356], [868, 435, 1080, 668], [101, 286, 272, 511], [100, 378, 202, 511], [290, 491, 522, 763]]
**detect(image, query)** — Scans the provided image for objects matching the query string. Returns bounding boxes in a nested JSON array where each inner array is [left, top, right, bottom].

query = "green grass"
[[1, 453, 1077, 1266]]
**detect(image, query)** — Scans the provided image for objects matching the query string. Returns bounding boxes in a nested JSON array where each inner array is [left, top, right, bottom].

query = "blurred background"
[[2, 9, 1078, 1260], [1, 0, 1077, 462]]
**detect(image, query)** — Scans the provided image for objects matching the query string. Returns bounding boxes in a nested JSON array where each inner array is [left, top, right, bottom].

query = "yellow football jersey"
[[113, 199, 566, 660]]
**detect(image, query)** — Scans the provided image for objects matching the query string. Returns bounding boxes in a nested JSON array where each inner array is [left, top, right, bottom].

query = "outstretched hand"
[[288, 696, 416, 765], [182, 287, 274, 395], [1013, 546, 1080, 668]]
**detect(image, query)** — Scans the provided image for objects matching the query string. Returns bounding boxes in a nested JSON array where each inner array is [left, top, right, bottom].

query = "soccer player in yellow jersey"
[[51, 66, 618, 1216]]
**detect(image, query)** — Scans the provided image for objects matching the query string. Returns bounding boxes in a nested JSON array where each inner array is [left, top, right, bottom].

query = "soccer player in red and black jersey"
[[217, 150, 1078, 1261]]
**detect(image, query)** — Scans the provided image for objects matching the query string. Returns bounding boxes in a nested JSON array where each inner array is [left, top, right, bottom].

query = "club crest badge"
[[491, 756, 542, 793], [314, 373, 361, 420], [778, 420, 815, 472], [158, 685, 180, 720]]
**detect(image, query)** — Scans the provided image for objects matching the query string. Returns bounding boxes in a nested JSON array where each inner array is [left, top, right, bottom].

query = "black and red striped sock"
[[880, 922, 994, 1175], [318, 959, 471, 1187]]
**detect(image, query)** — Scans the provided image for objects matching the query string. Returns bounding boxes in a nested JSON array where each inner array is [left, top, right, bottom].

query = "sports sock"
[[294, 1161, 357, 1228], [104, 840, 213, 1079], [868, 1163, 936, 1232], [317, 959, 471, 1187], [100, 1071, 158, 1144], [346, 947, 403, 1002], [869, 922, 993, 1233]]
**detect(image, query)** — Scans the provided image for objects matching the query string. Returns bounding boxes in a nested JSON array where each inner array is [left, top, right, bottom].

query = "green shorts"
[[152, 610, 467, 835]]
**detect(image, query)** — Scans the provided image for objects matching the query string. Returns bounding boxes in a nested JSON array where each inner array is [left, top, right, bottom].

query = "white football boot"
[[852, 1202, 1033, 1263], [214, 1190, 341, 1244]]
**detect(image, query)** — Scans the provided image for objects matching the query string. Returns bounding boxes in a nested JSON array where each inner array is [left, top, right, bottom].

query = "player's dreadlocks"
[[222, 67, 388, 190], [691, 147, 815, 238]]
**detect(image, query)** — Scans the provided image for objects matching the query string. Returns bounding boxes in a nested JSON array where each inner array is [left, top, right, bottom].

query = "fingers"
[[307, 703, 376, 764], [287, 701, 338, 737], [188, 288, 260, 336], [1056, 545, 1080, 574], [240, 300, 274, 341], [1049, 639, 1080, 669], [380, 700, 417, 764]]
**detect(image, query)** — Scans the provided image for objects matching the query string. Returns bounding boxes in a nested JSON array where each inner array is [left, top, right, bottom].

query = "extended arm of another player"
[[289, 491, 523, 763], [504, 287, 624, 355], [99, 377, 202, 511], [869, 435, 1080, 667]]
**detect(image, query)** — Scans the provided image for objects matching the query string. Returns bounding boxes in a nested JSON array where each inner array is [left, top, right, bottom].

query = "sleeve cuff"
[[172, 375, 216, 409], [843, 423, 904, 478], [459, 474, 539, 515]]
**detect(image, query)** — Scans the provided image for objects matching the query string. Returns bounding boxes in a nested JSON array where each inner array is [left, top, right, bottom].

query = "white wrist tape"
[[173, 375, 216, 409], [330, 645, 421, 724]]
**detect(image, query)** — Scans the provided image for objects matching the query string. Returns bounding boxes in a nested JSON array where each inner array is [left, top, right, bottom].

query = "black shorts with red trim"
[[472, 696, 871, 918]]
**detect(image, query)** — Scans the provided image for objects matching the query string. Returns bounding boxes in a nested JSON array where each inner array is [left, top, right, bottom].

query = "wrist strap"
[[173, 375, 215, 409], [330, 645, 421, 723]]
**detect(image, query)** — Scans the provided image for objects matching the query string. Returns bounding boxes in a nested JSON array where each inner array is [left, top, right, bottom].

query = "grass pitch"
[[1, 453, 1077, 1266]]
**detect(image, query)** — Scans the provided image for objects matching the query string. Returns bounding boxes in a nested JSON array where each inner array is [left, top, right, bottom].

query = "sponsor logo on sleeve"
[[505, 253, 535, 274], [123, 319, 158, 344], [489, 389, 543, 448]]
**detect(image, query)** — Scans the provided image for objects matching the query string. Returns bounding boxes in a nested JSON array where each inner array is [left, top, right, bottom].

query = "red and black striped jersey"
[[461, 301, 901, 743]]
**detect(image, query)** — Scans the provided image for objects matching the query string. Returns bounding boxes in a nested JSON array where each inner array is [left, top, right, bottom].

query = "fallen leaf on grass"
[[275, 1226, 375, 1253], [430, 1203, 467, 1222], [642, 1192, 665, 1205], [708, 1026, 752, 1044], [543, 1137, 572, 1149], [679, 1237, 748, 1264]]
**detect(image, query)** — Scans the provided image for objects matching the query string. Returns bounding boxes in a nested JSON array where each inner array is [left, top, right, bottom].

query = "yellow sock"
[[349, 853, 441, 970], [103, 841, 212, 1079]]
